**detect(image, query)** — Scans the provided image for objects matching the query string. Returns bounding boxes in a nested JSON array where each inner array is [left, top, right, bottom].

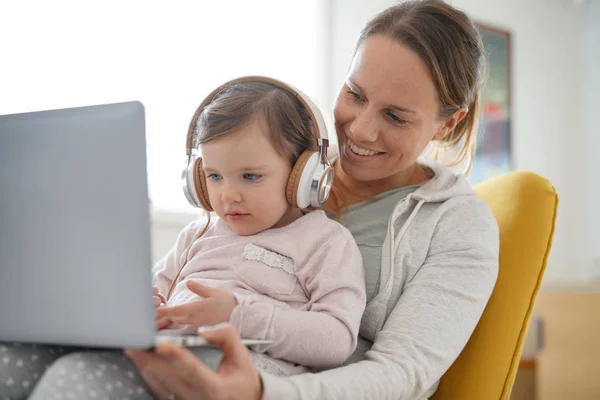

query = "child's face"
[[200, 116, 298, 236]]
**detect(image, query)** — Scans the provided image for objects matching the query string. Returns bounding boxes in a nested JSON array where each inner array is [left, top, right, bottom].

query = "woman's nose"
[[349, 108, 379, 143]]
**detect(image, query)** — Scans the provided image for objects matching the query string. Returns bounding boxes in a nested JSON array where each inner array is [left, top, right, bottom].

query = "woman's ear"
[[433, 107, 468, 140]]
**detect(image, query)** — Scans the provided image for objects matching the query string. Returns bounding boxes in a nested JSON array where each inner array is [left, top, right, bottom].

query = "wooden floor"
[[532, 284, 600, 400]]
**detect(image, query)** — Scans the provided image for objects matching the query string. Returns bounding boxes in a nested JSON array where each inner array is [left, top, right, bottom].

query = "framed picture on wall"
[[469, 23, 512, 185]]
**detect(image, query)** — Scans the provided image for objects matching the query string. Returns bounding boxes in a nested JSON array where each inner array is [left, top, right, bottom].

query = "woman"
[[125, 1, 499, 399], [10, 1, 498, 399]]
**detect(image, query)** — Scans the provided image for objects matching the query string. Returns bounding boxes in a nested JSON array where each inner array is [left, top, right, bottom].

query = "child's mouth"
[[226, 213, 250, 221]]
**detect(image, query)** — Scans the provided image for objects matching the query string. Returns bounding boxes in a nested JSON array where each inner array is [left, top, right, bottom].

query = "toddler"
[[152, 76, 366, 376]]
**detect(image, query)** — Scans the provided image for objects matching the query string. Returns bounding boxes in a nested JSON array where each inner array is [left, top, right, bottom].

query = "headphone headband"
[[185, 75, 328, 154]]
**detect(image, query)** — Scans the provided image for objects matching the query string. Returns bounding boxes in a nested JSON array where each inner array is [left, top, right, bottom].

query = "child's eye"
[[243, 173, 261, 182], [207, 173, 222, 181]]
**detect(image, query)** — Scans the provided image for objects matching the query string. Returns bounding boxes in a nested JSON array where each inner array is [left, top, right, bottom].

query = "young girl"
[[151, 76, 367, 377]]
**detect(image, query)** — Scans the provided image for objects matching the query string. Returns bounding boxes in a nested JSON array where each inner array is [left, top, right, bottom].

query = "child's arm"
[[229, 226, 366, 368], [152, 218, 209, 300]]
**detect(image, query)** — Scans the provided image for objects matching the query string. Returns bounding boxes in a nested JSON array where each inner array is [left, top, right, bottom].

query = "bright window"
[[0, 0, 330, 212]]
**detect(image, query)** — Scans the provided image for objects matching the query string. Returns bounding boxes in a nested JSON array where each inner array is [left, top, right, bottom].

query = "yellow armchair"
[[431, 171, 559, 400]]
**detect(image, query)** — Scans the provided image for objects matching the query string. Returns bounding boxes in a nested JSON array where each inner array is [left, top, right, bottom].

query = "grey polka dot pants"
[[0, 342, 223, 400], [0, 342, 70, 400]]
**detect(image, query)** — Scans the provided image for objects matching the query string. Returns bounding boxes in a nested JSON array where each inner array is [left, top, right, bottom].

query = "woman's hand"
[[125, 324, 262, 400], [155, 281, 238, 328]]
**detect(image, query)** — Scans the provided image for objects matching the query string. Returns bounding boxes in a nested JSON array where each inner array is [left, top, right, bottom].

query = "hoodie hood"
[[411, 159, 476, 203]]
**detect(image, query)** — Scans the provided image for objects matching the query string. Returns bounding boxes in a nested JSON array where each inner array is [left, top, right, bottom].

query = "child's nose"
[[221, 186, 242, 204]]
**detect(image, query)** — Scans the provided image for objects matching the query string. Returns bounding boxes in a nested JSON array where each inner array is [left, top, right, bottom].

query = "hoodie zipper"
[[366, 196, 425, 307]]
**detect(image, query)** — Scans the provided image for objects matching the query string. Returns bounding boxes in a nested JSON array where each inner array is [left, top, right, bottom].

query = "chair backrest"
[[431, 171, 558, 400]]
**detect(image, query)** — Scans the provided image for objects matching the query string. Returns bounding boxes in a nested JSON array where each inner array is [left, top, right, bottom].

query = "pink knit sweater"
[[153, 210, 366, 374]]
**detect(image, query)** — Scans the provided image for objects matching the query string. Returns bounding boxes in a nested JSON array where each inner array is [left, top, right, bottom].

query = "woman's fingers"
[[200, 324, 252, 369], [139, 367, 174, 400], [125, 349, 173, 399], [199, 325, 262, 400], [142, 366, 197, 400], [125, 348, 199, 400], [154, 343, 218, 391], [126, 327, 262, 400]]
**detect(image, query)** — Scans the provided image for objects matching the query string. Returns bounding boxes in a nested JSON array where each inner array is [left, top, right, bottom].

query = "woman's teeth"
[[348, 141, 378, 156]]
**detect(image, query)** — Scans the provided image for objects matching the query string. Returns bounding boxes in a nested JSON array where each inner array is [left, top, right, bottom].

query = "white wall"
[[580, 1, 600, 279], [150, 211, 203, 265], [329, 0, 599, 282]]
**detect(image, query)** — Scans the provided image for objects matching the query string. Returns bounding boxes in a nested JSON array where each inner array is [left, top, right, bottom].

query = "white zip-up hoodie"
[[261, 160, 500, 399]]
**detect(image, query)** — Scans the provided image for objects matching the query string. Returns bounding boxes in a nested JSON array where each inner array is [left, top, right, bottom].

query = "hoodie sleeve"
[[259, 197, 499, 400]]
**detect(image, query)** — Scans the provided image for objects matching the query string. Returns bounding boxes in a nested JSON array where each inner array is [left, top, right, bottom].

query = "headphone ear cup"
[[286, 151, 314, 208], [193, 157, 213, 212]]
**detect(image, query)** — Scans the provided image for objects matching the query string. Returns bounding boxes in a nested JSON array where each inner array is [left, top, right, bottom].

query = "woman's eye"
[[243, 173, 261, 182], [387, 112, 406, 125], [347, 89, 361, 101], [207, 173, 222, 181]]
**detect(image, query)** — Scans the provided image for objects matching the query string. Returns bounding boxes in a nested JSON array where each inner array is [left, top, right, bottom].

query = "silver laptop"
[[0, 102, 269, 349]]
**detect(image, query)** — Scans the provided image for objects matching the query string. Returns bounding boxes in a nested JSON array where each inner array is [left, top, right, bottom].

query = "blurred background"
[[1, 1, 598, 398]]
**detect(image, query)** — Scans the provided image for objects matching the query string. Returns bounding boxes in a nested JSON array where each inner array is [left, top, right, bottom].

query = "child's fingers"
[[186, 281, 220, 298], [155, 316, 171, 330], [156, 301, 204, 319]]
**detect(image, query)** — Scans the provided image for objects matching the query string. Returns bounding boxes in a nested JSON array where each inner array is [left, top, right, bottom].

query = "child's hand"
[[155, 315, 172, 330], [155, 281, 238, 329], [153, 287, 171, 330], [153, 287, 167, 308]]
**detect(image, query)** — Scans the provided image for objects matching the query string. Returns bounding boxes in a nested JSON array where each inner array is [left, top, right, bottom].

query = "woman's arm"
[[230, 228, 366, 368], [261, 198, 499, 400]]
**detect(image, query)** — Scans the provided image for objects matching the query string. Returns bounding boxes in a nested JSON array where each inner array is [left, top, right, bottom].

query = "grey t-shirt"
[[327, 185, 421, 302]]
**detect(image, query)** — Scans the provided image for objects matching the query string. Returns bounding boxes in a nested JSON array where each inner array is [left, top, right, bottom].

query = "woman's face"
[[333, 34, 461, 188]]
